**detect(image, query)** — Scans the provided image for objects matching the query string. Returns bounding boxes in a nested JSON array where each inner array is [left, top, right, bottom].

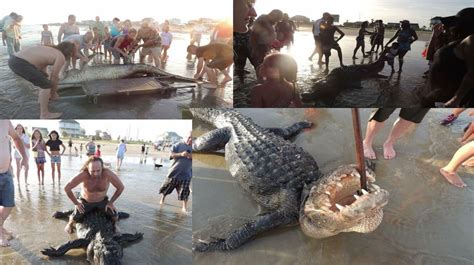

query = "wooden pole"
[[351, 108, 368, 191]]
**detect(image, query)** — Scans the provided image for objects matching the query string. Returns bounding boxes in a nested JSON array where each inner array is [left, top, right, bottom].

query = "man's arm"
[[410, 29, 418, 43], [385, 30, 399, 47], [445, 36, 474, 107], [335, 27, 345, 42], [58, 25, 64, 43], [50, 53, 66, 96], [194, 57, 205, 78], [64, 172, 85, 206], [106, 169, 124, 206], [114, 36, 128, 57], [8, 121, 28, 168]]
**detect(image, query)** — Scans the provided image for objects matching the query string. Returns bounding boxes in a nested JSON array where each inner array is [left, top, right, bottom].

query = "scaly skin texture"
[[41, 209, 143, 265], [59, 64, 198, 85], [192, 109, 389, 251], [300, 55, 386, 102]]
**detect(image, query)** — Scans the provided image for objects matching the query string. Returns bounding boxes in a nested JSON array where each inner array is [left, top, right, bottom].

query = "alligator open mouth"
[[300, 165, 389, 238]]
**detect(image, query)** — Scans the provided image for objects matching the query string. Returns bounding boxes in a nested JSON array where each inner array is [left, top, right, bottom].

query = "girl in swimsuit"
[[13, 124, 30, 184], [31, 129, 46, 185], [352, 21, 374, 59], [45, 130, 65, 183]]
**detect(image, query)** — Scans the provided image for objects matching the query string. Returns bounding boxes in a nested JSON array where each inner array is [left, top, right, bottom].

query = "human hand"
[[20, 158, 28, 170], [468, 110, 474, 116], [75, 203, 85, 214], [105, 202, 117, 213]]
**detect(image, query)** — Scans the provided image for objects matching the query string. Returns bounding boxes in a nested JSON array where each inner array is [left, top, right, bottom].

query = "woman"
[[385, 20, 418, 72], [352, 21, 374, 59], [31, 129, 46, 185], [86, 137, 96, 157], [45, 130, 65, 183], [12, 124, 30, 184]]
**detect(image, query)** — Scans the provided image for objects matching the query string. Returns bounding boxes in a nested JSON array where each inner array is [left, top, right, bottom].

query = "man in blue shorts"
[[0, 120, 28, 247]]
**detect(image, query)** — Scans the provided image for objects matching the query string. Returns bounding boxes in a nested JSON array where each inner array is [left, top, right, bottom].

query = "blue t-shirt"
[[166, 142, 192, 181]]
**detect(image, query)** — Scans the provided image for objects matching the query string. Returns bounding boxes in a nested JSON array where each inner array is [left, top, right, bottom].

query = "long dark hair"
[[48, 130, 60, 140], [32, 129, 43, 142], [15, 124, 25, 135]]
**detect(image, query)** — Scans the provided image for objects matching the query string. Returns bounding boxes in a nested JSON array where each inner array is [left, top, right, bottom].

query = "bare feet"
[[363, 140, 376, 159], [439, 168, 466, 188], [181, 207, 187, 213], [0, 232, 9, 247], [64, 223, 74, 234], [159, 198, 164, 205], [220, 76, 232, 86], [50, 93, 60, 101], [462, 157, 474, 167], [2, 228, 14, 240], [40, 112, 62, 119], [383, 142, 396, 160]]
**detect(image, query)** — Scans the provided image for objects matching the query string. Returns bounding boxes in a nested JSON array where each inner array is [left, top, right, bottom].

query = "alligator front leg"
[[114, 232, 144, 245], [193, 127, 231, 152], [267, 121, 313, 140], [193, 211, 294, 252], [52, 210, 74, 220], [41, 239, 89, 257]]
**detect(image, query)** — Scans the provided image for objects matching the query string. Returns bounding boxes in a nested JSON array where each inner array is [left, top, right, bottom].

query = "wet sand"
[[0, 25, 232, 119], [0, 152, 192, 264], [193, 108, 474, 265], [234, 31, 430, 108]]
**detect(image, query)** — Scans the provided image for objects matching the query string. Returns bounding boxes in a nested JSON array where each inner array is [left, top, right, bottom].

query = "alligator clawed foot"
[[41, 247, 60, 257], [193, 238, 225, 252]]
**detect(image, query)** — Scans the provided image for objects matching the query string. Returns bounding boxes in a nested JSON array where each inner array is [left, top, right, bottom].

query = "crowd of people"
[[0, 120, 192, 247], [234, 1, 474, 108]]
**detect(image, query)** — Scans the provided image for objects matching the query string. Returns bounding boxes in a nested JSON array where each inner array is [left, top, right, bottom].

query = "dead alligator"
[[301, 55, 387, 103], [59, 64, 200, 88], [192, 109, 389, 251], [41, 209, 143, 264]]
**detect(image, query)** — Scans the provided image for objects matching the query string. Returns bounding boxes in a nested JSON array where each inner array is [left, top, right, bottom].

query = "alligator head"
[[86, 232, 123, 265], [299, 164, 388, 238]]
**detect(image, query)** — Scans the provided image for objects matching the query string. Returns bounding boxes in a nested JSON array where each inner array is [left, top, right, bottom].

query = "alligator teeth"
[[361, 189, 369, 195], [372, 184, 381, 190], [335, 203, 344, 211], [353, 194, 360, 199], [324, 191, 331, 196], [354, 172, 361, 179], [336, 182, 343, 188]]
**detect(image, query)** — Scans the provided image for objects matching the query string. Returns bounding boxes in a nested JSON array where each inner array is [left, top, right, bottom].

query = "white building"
[[59, 120, 84, 137], [155, 132, 183, 147]]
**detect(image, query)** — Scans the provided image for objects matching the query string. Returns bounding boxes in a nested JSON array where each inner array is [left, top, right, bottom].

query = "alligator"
[[300, 54, 387, 103], [41, 208, 143, 264], [59, 64, 200, 88], [191, 109, 389, 251]]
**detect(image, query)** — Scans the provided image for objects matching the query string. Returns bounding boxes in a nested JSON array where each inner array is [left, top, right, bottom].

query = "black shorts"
[[322, 41, 341, 55], [159, 178, 191, 201], [207, 57, 233, 70], [369, 108, 429, 124], [8, 56, 52, 89], [71, 197, 118, 222], [313, 35, 322, 45]]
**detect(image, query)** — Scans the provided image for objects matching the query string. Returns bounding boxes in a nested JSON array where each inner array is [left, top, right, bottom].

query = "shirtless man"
[[187, 43, 233, 87], [63, 156, 124, 233], [63, 31, 93, 69], [422, 8, 474, 107], [131, 19, 162, 68], [249, 9, 284, 71], [8, 42, 75, 118], [57, 15, 80, 43], [0, 120, 27, 247]]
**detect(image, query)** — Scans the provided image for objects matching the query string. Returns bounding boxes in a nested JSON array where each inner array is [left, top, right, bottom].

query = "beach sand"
[[192, 108, 474, 265], [1, 148, 191, 264]]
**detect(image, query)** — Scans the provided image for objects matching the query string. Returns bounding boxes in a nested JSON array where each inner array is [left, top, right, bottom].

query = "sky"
[[3, 0, 232, 25], [11, 120, 192, 141], [254, 0, 471, 27]]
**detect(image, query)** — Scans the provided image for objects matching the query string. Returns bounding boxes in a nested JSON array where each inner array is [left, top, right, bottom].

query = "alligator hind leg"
[[193, 127, 231, 152], [114, 232, 144, 245], [41, 239, 89, 257], [193, 211, 294, 252], [52, 210, 74, 220], [267, 121, 313, 140]]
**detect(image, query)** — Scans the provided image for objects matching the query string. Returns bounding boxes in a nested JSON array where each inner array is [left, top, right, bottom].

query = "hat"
[[400, 20, 410, 24], [440, 7, 474, 27]]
